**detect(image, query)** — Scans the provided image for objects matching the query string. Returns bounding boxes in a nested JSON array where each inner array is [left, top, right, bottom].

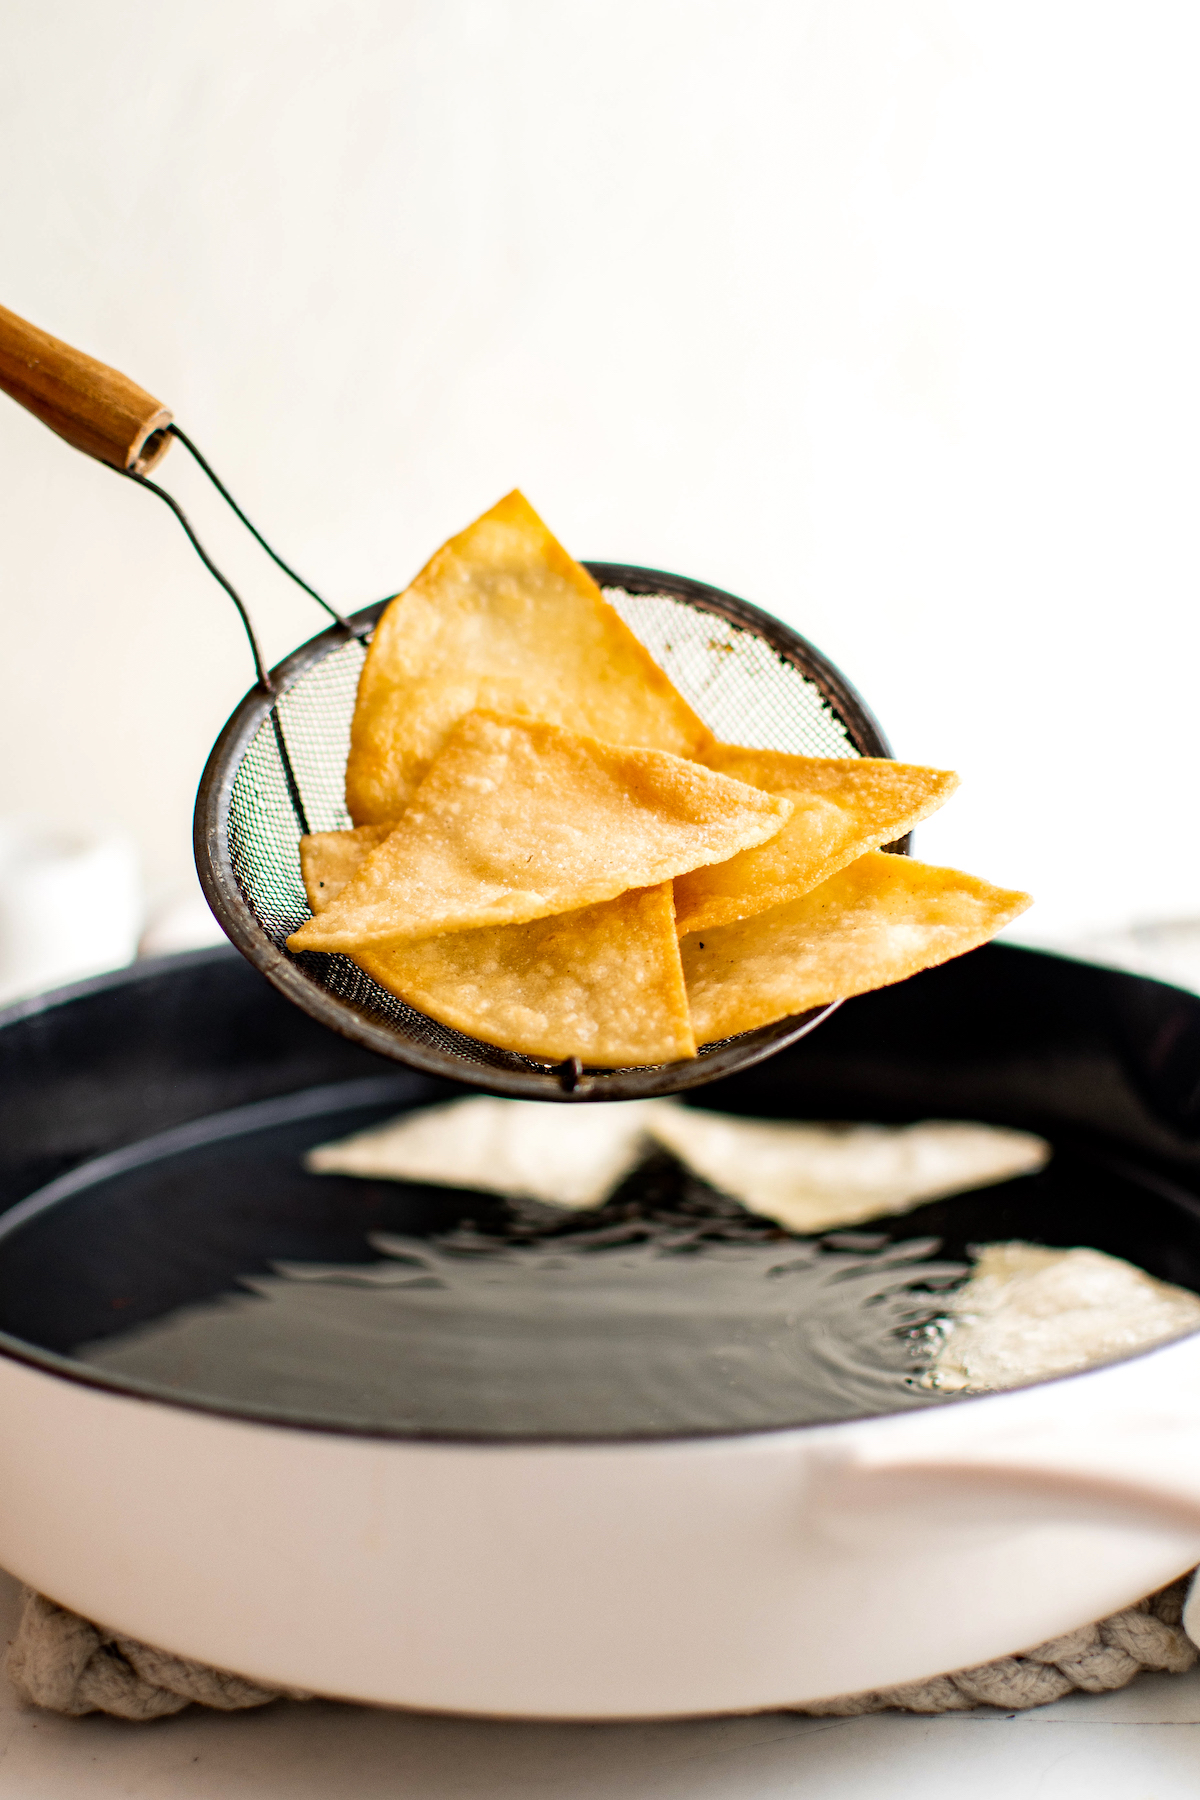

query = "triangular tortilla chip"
[[289, 711, 791, 953], [357, 887, 696, 1066], [673, 747, 959, 936], [681, 850, 1031, 1045], [298, 825, 390, 910], [644, 1112, 1048, 1235], [346, 490, 711, 824], [298, 830, 695, 1065], [306, 1095, 673, 1207]]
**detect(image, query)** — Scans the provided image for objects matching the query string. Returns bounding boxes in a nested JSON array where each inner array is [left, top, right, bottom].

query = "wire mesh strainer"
[[0, 304, 897, 1101], [194, 567, 895, 1100]]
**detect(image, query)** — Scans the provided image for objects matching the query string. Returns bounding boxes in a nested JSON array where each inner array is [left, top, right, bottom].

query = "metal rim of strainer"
[[195, 563, 899, 1102]]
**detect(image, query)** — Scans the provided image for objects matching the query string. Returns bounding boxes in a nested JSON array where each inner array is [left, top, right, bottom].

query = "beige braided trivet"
[[795, 1575, 1198, 1716], [5, 1592, 309, 1721], [5, 1577, 1197, 1721]]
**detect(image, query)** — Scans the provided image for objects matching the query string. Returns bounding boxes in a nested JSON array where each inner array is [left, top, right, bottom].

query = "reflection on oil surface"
[[78, 1151, 965, 1436]]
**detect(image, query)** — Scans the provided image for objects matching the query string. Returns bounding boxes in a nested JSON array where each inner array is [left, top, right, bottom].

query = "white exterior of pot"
[[2, 1332, 1200, 1718]]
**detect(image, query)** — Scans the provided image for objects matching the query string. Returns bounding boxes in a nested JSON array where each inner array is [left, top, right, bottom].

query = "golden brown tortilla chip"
[[361, 886, 695, 1066], [300, 829, 366, 917], [681, 850, 1031, 1045], [298, 825, 391, 911], [289, 711, 791, 954], [346, 490, 711, 824], [673, 747, 959, 936], [299, 830, 695, 1065]]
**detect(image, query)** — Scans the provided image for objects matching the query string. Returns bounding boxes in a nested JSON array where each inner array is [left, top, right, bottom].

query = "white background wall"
[[1, 0, 1197, 945]]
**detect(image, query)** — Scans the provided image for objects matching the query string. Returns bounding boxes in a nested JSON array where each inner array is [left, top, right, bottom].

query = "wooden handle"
[[0, 303, 172, 475]]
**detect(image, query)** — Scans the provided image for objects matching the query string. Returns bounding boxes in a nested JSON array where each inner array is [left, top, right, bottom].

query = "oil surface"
[[80, 1206, 964, 1436], [2, 1088, 1164, 1440], [59, 1111, 967, 1436]]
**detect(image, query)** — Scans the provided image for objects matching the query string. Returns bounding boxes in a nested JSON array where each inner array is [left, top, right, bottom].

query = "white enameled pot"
[[0, 1327, 1199, 1717], [4, 943, 1200, 1717]]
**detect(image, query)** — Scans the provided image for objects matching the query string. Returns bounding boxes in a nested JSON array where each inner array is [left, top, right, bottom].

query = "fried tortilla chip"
[[673, 747, 959, 936], [289, 711, 791, 953], [346, 490, 711, 824], [644, 1113, 1048, 1235], [306, 1095, 674, 1207], [298, 825, 391, 910], [298, 830, 694, 1065], [358, 887, 695, 1066], [681, 850, 1031, 1045]]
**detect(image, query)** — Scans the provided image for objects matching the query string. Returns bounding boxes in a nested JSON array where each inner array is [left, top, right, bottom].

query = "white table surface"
[[1, 1572, 1197, 1799]]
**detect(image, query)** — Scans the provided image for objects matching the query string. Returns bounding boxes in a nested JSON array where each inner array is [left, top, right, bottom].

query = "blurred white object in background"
[[138, 873, 228, 959], [0, 819, 142, 1005], [1062, 919, 1200, 998]]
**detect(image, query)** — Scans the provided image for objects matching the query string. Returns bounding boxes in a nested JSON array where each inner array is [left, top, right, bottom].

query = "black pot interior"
[[0, 944, 1197, 1440]]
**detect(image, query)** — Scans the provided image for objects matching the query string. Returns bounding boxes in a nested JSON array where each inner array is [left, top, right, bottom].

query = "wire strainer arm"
[[0, 302, 366, 693], [0, 300, 358, 855]]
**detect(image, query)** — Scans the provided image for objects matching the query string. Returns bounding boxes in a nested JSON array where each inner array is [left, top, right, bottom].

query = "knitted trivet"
[[6, 1575, 1198, 1721]]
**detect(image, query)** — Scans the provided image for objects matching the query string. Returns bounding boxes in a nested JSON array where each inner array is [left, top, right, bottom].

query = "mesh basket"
[[196, 564, 893, 1101]]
